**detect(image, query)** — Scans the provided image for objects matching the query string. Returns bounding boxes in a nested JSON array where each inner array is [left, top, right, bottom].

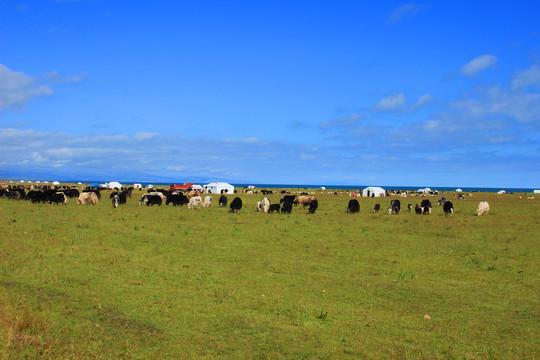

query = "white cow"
[[261, 197, 270, 213], [203, 196, 213, 208], [476, 201, 490, 216], [188, 196, 202, 209]]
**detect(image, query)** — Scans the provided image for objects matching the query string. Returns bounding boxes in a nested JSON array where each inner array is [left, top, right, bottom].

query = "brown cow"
[[294, 196, 316, 208]]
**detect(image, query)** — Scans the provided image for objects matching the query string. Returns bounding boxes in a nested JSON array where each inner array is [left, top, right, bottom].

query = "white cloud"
[[411, 94, 435, 109], [0, 64, 54, 111], [319, 113, 363, 128], [133, 132, 158, 140], [388, 3, 428, 24], [43, 70, 87, 84], [511, 65, 540, 89], [461, 55, 497, 76], [373, 93, 406, 111]]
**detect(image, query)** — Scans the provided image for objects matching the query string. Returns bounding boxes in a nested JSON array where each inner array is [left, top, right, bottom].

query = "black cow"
[[415, 204, 422, 214], [268, 204, 280, 213], [420, 199, 432, 214], [443, 201, 454, 215], [65, 189, 80, 198], [407, 204, 412, 212], [166, 194, 189, 206], [389, 199, 401, 214], [437, 197, 447, 206], [218, 195, 228, 207], [280, 195, 296, 205], [308, 199, 318, 214], [280, 198, 294, 214], [229, 197, 242, 213], [110, 191, 127, 208], [145, 195, 162, 206], [373, 203, 381, 213], [347, 199, 360, 214], [49, 192, 66, 205]]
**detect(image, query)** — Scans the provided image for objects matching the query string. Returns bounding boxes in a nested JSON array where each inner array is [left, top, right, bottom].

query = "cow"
[[420, 199, 432, 214], [407, 204, 412, 212], [65, 189, 80, 198], [139, 192, 166, 205], [26, 190, 45, 203], [308, 199, 318, 214], [295, 196, 316, 208], [415, 204, 422, 215], [229, 197, 243, 213], [145, 195, 162, 206], [188, 196, 203, 209], [476, 201, 490, 216], [388, 199, 401, 214], [280, 197, 294, 214], [373, 203, 381, 213], [443, 201, 454, 215], [203, 196, 213, 208], [218, 195, 228, 207], [77, 192, 98, 205], [256, 201, 263, 212], [49, 192, 67, 205], [347, 199, 360, 214], [280, 195, 296, 205], [188, 190, 201, 198], [437, 197, 447, 206], [83, 189, 101, 199], [110, 191, 127, 208], [166, 194, 189, 206], [260, 197, 270, 213], [268, 204, 280, 213]]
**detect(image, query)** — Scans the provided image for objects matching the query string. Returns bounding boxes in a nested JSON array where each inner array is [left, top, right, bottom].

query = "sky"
[[1, 1, 539, 188]]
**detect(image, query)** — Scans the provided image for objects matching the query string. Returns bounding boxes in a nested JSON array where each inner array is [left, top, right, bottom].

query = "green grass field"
[[1, 189, 538, 359]]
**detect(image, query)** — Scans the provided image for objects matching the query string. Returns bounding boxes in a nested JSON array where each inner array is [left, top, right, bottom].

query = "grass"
[[0, 189, 538, 359]]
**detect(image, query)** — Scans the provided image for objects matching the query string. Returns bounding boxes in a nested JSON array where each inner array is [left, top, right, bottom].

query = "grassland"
[[0, 188, 538, 359]]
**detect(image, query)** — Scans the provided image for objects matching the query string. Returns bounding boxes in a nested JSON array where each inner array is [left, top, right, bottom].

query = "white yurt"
[[52, 181, 60, 186], [108, 181, 122, 190], [191, 184, 204, 192], [204, 182, 235, 194], [362, 186, 386, 197], [456, 188, 463, 192], [497, 190, 506, 194], [417, 187, 432, 194], [133, 184, 142, 189]]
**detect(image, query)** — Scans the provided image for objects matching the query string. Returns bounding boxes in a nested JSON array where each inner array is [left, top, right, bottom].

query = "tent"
[[52, 181, 60, 186], [204, 182, 235, 194], [362, 186, 385, 198], [133, 184, 142, 189], [191, 184, 204, 191], [455, 188, 463, 192], [417, 187, 432, 194], [108, 181, 122, 189], [497, 190, 506, 194], [89, 183, 99, 188], [533, 190, 540, 194]]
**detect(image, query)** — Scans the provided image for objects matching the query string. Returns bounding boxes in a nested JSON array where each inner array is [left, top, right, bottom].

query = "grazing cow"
[[145, 195, 162, 206], [229, 197, 243, 213], [139, 192, 166, 205], [188, 190, 201, 198], [256, 200, 263, 212], [166, 194, 189, 206], [218, 195, 227, 207], [83, 189, 101, 199], [65, 189, 80, 198], [260, 197, 270, 213], [246, 190, 254, 195], [438, 197, 447, 206], [407, 204, 412, 212], [188, 196, 203, 209], [373, 203, 380, 213], [110, 191, 127, 207], [77, 192, 98, 205], [420, 199, 432, 214], [347, 199, 360, 214], [476, 201, 490, 216], [458, 193, 466, 200], [203, 196, 213, 208], [415, 204, 422, 215], [295, 196, 316, 208], [112, 194, 120, 208], [443, 201, 454, 215], [280, 195, 296, 205], [388, 199, 401, 214], [26, 190, 45, 203], [280, 197, 294, 214], [308, 199, 318, 214], [49, 192, 67, 205], [268, 204, 280, 213]]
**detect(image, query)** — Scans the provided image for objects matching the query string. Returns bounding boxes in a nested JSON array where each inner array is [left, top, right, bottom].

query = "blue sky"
[[1, 1, 539, 187]]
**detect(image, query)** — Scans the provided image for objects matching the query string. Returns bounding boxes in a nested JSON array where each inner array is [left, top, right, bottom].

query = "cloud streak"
[[388, 3, 428, 24], [0, 64, 54, 111], [460, 55, 497, 76]]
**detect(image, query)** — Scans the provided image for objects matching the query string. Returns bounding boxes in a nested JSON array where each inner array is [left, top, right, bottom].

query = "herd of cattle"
[[1, 185, 492, 216]]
